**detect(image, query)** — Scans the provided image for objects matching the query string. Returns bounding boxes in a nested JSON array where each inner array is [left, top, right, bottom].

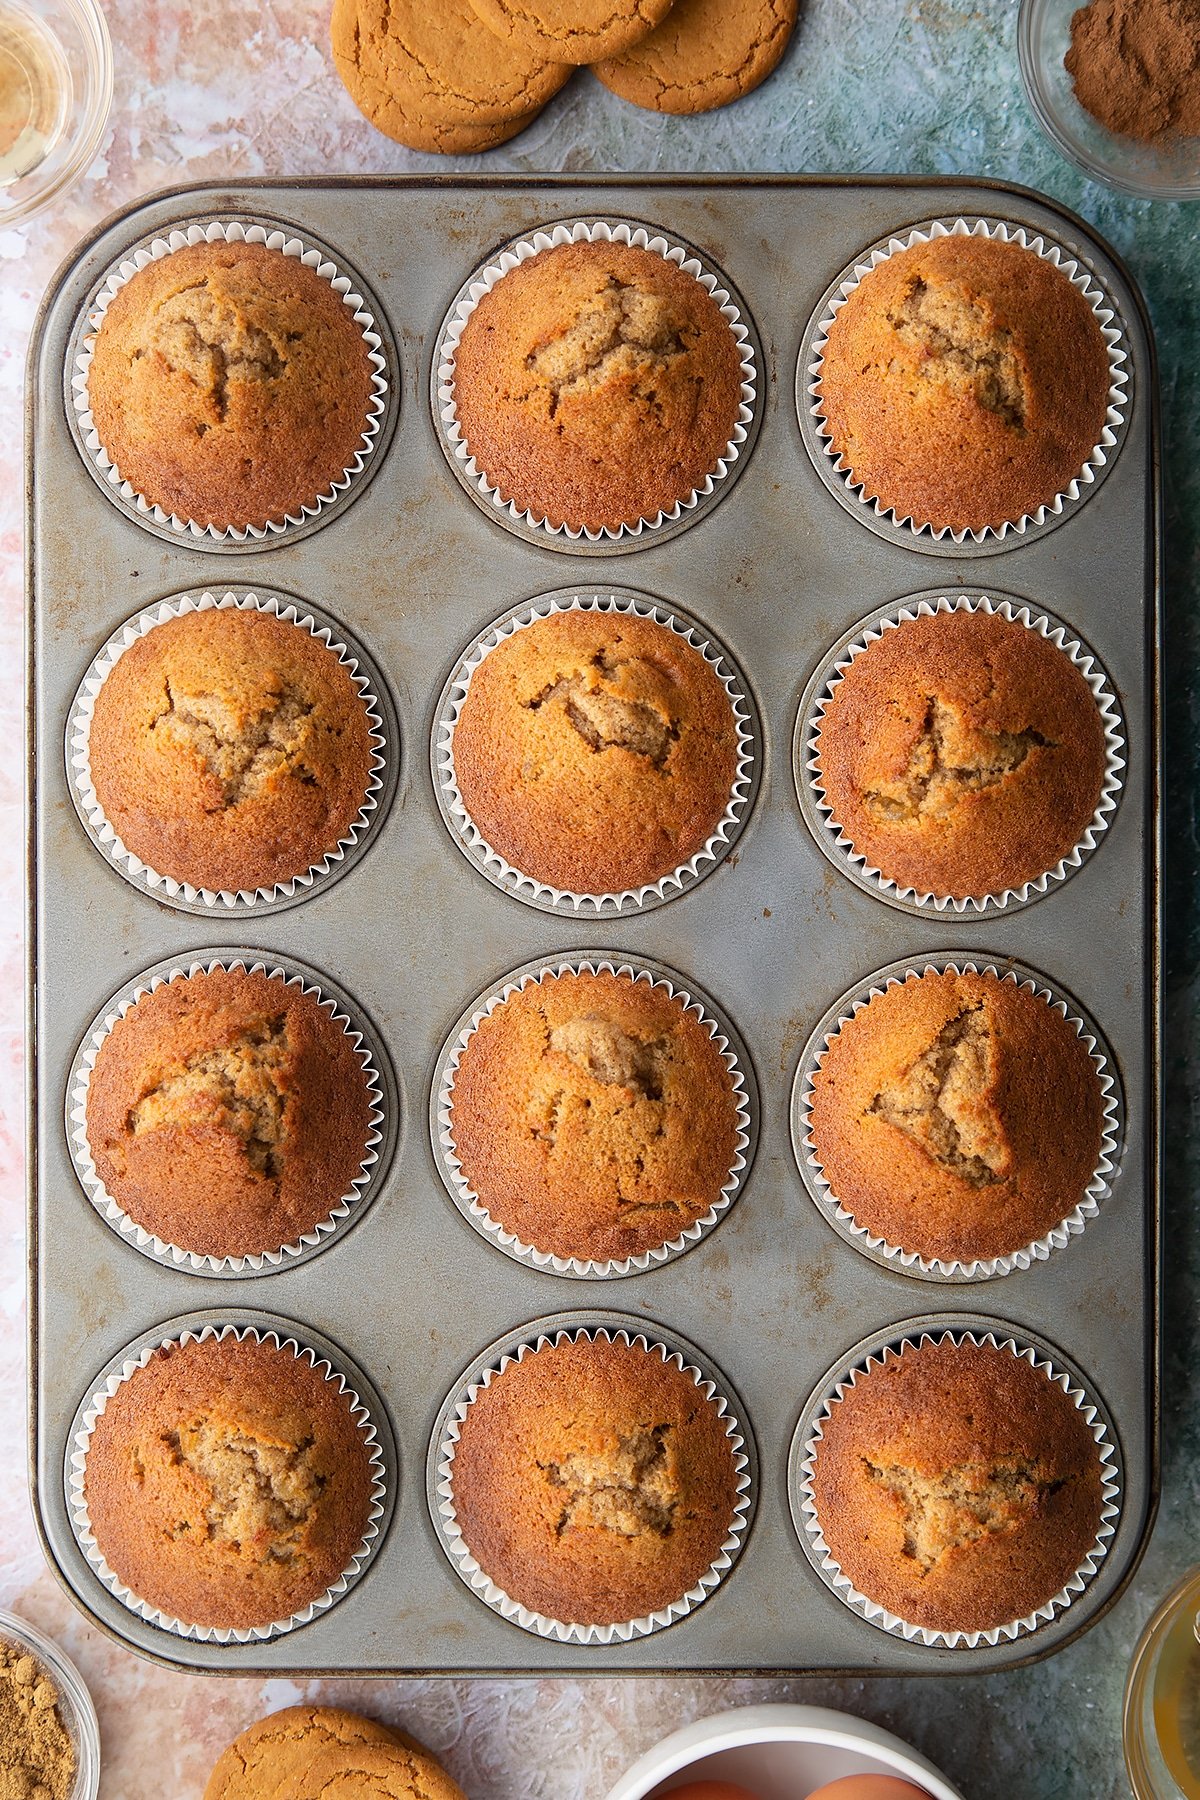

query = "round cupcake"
[[85, 605, 377, 896], [204, 1707, 466, 1800], [806, 1335, 1109, 1636], [83, 966, 375, 1261], [451, 237, 746, 533], [451, 606, 744, 895], [807, 968, 1106, 1265], [85, 239, 377, 533], [446, 966, 744, 1265], [815, 232, 1113, 533], [813, 608, 1111, 903], [449, 1332, 742, 1627], [81, 1332, 378, 1633]]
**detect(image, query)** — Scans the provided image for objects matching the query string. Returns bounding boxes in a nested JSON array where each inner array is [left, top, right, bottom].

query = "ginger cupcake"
[[80, 1331, 379, 1634], [204, 1707, 467, 1800], [448, 1332, 743, 1628], [805, 1335, 1111, 1638], [84, 604, 377, 897], [85, 238, 377, 533], [813, 607, 1112, 903], [82, 966, 376, 1262], [444, 965, 746, 1266], [450, 236, 747, 533], [806, 967, 1108, 1266], [816, 231, 1114, 534], [450, 604, 747, 897]]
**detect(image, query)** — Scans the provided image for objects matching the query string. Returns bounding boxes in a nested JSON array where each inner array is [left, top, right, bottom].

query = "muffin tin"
[[26, 175, 1160, 1675]]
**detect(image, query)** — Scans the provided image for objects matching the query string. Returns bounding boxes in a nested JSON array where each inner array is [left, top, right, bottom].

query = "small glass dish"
[[0, 1609, 101, 1800], [1019, 0, 1200, 200], [0, 0, 112, 228], [1123, 1568, 1200, 1799]]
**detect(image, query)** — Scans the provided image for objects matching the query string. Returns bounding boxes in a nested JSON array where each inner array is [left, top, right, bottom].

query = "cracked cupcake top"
[[87, 607, 375, 895], [85, 966, 374, 1260], [808, 1338, 1106, 1635], [816, 234, 1112, 532], [447, 967, 741, 1264], [83, 1334, 376, 1631], [86, 240, 375, 532], [450, 1333, 740, 1626], [807, 967, 1105, 1265], [452, 607, 741, 895], [451, 239, 745, 532], [813, 609, 1109, 901]]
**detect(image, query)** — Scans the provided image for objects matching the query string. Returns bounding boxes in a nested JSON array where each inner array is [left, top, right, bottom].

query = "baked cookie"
[[331, 0, 571, 153], [593, 0, 798, 114], [468, 0, 674, 64], [203, 1706, 467, 1800]]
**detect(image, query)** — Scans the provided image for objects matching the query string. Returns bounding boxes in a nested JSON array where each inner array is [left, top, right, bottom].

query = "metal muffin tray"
[[26, 175, 1161, 1676]]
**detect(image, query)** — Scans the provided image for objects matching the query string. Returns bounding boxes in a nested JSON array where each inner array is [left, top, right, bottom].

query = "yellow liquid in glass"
[[1153, 1605, 1200, 1798], [0, 1, 70, 186]]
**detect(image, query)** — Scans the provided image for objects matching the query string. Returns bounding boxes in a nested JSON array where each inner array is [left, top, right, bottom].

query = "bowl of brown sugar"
[[0, 1611, 99, 1800], [1020, 0, 1200, 199]]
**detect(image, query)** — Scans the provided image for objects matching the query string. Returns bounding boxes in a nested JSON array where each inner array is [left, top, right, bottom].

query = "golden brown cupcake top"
[[452, 608, 741, 894], [84, 1334, 376, 1631], [203, 1707, 467, 1800], [86, 240, 376, 532], [451, 1334, 741, 1625], [808, 1338, 1107, 1634], [814, 609, 1110, 900], [87, 607, 376, 896], [85, 967, 374, 1260], [448, 967, 742, 1263], [452, 239, 746, 533], [816, 235, 1112, 533], [807, 968, 1105, 1263]]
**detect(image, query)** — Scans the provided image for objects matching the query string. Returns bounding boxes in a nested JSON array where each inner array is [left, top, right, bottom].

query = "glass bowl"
[[0, 1609, 100, 1800], [0, 0, 112, 228], [1018, 0, 1200, 200], [1124, 1569, 1200, 1800]]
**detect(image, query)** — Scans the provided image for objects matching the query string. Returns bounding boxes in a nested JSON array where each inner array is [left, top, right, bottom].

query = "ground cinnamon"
[[0, 1639, 76, 1800], [1066, 0, 1200, 143]]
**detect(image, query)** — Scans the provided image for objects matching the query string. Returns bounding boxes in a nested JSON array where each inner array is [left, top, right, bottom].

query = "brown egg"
[[805, 1778, 935, 1800]]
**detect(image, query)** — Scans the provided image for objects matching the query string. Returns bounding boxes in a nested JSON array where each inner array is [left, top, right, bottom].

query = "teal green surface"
[[464, 4, 1193, 1794]]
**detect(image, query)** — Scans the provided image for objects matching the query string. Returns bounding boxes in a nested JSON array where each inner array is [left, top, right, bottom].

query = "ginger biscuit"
[[204, 1706, 467, 1800], [593, 0, 798, 114], [468, 0, 675, 65]]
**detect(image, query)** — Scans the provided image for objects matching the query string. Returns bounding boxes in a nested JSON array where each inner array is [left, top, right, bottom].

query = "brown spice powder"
[[0, 1640, 76, 1800], [1066, 0, 1200, 143]]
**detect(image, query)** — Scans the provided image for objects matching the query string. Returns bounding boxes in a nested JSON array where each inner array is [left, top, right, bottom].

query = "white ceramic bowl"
[[605, 1704, 965, 1800]]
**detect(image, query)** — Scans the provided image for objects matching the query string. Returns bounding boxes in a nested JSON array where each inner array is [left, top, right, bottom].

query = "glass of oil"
[[1125, 1568, 1200, 1799], [0, 0, 110, 226]]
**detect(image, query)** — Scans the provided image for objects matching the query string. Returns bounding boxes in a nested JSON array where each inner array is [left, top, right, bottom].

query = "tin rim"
[[431, 588, 761, 916], [429, 951, 758, 1279], [66, 950, 399, 1277], [66, 214, 398, 550], [431, 215, 762, 554], [793, 590, 1127, 917]]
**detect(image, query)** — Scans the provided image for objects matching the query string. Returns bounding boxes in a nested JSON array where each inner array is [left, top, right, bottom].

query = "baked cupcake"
[[446, 967, 743, 1264], [450, 1333, 742, 1626], [816, 233, 1113, 533], [807, 968, 1106, 1264], [806, 1336, 1108, 1635], [83, 966, 375, 1261], [204, 1707, 467, 1800], [451, 607, 744, 895], [85, 606, 377, 896], [86, 239, 377, 532], [82, 1332, 377, 1632], [451, 238, 746, 533], [813, 608, 1111, 902]]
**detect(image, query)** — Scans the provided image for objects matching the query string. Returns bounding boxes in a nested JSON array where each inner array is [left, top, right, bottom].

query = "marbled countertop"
[[1, 3, 1195, 1795]]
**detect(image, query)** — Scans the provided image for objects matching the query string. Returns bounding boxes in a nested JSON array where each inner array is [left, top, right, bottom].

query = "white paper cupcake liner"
[[69, 217, 392, 545], [429, 1318, 756, 1643], [791, 956, 1123, 1283], [796, 592, 1127, 915], [433, 217, 760, 549], [67, 953, 394, 1277], [67, 1320, 390, 1644], [66, 589, 394, 914], [791, 1323, 1122, 1650], [431, 953, 757, 1278], [801, 216, 1131, 551], [432, 589, 760, 915]]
